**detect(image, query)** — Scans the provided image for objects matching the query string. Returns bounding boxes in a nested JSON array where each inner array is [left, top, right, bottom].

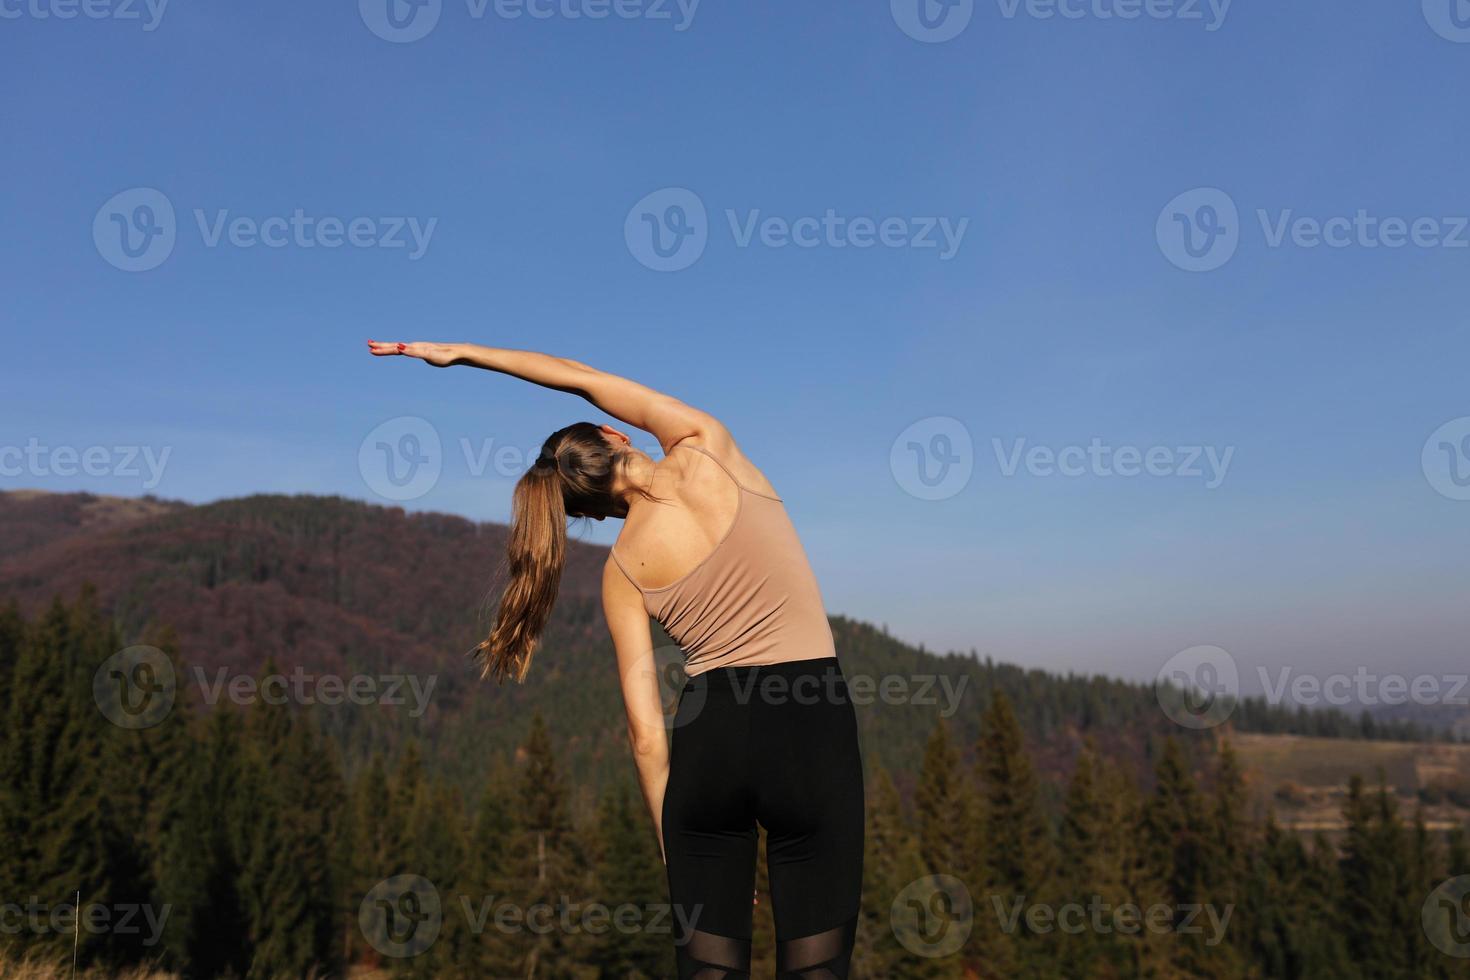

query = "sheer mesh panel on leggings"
[[675, 928, 752, 980], [776, 914, 857, 980]]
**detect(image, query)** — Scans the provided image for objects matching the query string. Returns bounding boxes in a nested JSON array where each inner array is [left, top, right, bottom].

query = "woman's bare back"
[[611, 440, 778, 591]]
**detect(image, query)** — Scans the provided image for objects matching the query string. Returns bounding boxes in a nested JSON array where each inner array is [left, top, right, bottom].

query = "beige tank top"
[[610, 445, 837, 676]]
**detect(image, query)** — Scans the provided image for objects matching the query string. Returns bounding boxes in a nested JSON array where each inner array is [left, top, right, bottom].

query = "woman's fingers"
[[367, 340, 450, 366]]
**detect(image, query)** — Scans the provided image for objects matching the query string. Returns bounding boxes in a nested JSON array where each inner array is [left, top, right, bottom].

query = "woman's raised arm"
[[367, 340, 725, 453]]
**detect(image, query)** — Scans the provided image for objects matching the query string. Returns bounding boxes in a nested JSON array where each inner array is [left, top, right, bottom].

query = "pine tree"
[[506, 713, 586, 976], [456, 760, 524, 977], [975, 692, 1051, 977], [156, 706, 250, 977], [234, 659, 342, 978], [1053, 747, 1097, 977], [589, 782, 673, 978], [977, 693, 1052, 899], [1339, 775, 1405, 979], [94, 642, 193, 971], [344, 752, 392, 966], [518, 714, 572, 848], [1144, 738, 1206, 909], [915, 719, 979, 881], [404, 779, 467, 976], [862, 768, 971, 979], [0, 593, 155, 967], [0, 600, 21, 687], [1194, 739, 1248, 979]]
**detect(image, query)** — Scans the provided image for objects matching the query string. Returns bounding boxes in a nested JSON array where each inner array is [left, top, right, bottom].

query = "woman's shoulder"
[[660, 436, 780, 499]]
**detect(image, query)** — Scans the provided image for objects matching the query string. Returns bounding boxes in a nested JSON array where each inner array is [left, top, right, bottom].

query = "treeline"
[[3, 592, 1468, 979], [0, 490, 1444, 817], [869, 703, 1470, 979], [0, 592, 671, 978]]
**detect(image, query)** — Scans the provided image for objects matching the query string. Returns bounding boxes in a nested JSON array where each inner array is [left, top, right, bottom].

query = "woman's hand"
[[366, 340, 461, 367]]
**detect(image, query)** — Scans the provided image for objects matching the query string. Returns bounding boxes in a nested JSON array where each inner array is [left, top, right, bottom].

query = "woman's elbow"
[[628, 729, 668, 762]]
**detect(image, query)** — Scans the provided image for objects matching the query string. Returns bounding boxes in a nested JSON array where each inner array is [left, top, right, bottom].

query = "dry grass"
[[0, 949, 176, 980], [0, 951, 397, 980], [1233, 731, 1470, 831]]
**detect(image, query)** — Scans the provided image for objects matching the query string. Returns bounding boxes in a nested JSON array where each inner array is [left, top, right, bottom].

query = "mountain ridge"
[[0, 489, 1437, 810]]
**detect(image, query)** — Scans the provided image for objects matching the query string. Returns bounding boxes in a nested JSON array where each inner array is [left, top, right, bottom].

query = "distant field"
[[1231, 732, 1470, 831]]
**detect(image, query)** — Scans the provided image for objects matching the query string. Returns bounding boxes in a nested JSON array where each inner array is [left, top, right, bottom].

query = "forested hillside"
[[3, 593, 1467, 979], [0, 490, 1437, 809]]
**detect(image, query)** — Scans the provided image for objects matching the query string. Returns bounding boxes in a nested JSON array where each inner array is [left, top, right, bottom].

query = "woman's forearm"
[[450, 344, 599, 394], [631, 745, 671, 862], [448, 343, 708, 449]]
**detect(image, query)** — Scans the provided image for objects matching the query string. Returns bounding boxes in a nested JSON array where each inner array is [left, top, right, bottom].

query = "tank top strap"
[[608, 547, 647, 593], [671, 443, 777, 499]]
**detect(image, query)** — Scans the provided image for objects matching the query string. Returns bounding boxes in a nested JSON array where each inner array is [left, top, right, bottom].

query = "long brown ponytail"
[[476, 422, 629, 683]]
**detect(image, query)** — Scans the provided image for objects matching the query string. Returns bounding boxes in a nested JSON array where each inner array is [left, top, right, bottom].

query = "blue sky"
[[4, 0, 1469, 695]]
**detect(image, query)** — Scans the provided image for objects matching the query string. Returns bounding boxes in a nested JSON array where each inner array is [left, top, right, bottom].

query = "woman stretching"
[[369, 341, 865, 979]]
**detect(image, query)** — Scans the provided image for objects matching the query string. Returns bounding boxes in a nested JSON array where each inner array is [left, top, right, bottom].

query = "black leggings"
[[663, 657, 865, 979]]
